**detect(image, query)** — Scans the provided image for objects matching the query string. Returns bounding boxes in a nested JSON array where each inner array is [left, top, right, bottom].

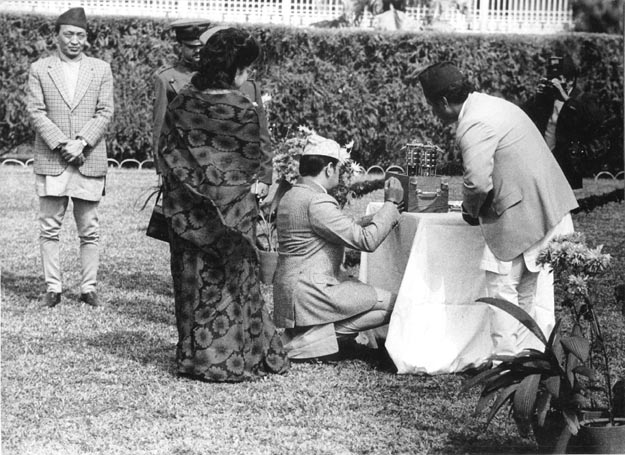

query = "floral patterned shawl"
[[159, 86, 262, 249]]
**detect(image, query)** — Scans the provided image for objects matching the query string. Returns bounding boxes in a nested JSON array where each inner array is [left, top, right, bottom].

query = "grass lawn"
[[1, 167, 624, 455]]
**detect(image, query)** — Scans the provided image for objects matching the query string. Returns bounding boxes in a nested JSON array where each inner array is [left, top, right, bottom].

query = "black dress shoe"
[[43, 291, 61, 308], [80, 291, 99, 307]]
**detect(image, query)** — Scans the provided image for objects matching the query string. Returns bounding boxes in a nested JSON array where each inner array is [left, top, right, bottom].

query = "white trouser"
[[39, 196, 100, 294], [485, 255, 539, 357]]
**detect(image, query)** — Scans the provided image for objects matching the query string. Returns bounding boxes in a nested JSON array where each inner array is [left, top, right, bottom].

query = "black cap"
[[170, 19, 211, 45], [418, 62, 464, 100], [56, 7, 88, 31]]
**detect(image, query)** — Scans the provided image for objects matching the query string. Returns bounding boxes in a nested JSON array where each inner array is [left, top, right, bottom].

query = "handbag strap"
[[140, 186, 162, 211]]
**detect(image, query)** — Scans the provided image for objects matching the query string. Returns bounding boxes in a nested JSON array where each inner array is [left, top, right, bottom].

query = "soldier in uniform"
[[153, 23, 273, 200], [152, 19, 211, 173]]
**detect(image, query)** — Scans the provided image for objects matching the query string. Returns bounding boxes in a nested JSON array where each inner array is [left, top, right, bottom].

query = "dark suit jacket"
[[522, 86, 601, 189]]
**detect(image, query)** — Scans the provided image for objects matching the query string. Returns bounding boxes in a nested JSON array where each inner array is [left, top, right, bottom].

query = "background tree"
[[572, 0, 624, 33]]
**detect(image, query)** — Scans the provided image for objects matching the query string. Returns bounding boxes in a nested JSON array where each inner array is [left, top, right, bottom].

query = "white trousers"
[[39, 196, 100, 294], [485, 255, 539, 357]]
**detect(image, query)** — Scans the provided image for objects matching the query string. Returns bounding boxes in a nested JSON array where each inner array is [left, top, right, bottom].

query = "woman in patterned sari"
[[158, 28, 289, 381]]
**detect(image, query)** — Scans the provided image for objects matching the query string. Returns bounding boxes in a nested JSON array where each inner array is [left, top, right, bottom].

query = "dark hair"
[[192, 28, 260, 90], [437, 79, 475, 104], [299, 155, 339, 177], [559, 54, 578, 80]]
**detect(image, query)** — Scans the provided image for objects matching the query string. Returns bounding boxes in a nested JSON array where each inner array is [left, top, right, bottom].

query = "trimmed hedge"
[[1, 14, 623, 174]]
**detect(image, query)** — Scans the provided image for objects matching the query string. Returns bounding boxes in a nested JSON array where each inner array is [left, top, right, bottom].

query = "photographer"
[[522, 54, 602, 189]]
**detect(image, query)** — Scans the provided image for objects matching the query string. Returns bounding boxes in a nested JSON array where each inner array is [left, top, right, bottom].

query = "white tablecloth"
[[359, 203, 554, 375]]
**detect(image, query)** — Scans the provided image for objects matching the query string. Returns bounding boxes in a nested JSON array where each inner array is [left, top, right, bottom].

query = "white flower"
[[261, 93, 272, 105], [297, 125, 315, 136]]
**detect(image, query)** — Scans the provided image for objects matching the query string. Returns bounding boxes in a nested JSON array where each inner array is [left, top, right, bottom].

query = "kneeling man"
[[273, 134, 403, 359]]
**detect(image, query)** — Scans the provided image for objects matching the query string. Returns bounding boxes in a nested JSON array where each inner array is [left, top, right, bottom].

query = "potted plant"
[[461, 298, 595, 453], [256, 179, 291, 284], [462, 233, 624, 453], [536, 233, 625, 453]]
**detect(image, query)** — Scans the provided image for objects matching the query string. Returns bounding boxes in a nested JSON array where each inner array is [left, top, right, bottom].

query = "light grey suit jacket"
[[273, 182, 400, 328], [457, 92, 578, 261], [27, 52, 114, 177]]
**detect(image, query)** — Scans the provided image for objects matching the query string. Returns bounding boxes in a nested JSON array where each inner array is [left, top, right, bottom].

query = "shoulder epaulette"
[[155, 65, 174, 76]]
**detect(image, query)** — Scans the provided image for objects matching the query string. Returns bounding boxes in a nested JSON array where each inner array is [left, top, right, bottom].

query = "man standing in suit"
[[418, 62, 578, 357], [522, 54, 602, 189], [153, 23, 272, 197], [273, 134, 404, 359], [26, 7, 114, 307]]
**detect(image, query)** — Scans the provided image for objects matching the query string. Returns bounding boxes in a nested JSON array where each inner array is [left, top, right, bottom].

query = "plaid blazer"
[[27, 52, 114, 177]]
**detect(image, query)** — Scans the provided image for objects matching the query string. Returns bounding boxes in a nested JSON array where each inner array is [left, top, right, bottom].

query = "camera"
[[538, 56, 567, 98], [546, 56, 563, 80]]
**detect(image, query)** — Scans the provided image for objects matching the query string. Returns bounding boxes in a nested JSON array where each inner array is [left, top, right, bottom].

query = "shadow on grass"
[[292, 338, 397, 373], [102, 269, 173, 297], [86, 329, 176, 374], [1, 270, 43, 301], [442, 429, 537, 454], [111, 296, 176, 326]]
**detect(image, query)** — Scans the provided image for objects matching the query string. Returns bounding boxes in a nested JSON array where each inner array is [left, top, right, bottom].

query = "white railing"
[[0, 0, 573, 32]]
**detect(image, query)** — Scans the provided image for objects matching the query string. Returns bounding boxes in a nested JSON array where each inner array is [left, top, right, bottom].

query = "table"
[[359, 203, 554, 375]]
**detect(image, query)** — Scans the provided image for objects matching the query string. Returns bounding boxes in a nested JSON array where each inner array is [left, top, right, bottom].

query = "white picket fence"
[[0, 0, 573, 32]]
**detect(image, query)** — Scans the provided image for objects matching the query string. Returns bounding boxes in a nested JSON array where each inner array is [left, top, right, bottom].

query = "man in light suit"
[[26, 7, 114, 307], [418, 62, 578, 357], [273, 134, 404, 359]]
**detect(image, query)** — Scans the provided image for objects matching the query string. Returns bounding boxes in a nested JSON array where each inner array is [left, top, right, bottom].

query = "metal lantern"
[[403, 142, 442, 177]]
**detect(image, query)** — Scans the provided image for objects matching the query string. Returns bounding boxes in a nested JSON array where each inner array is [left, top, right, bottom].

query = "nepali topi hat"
[[302, 134, 350, 163], [418, 62, 464, 100], [170, 19, 212, 45], [56, 7, 88, 31]]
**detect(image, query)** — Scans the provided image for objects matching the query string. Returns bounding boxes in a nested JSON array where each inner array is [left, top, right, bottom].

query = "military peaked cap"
[[170, 19, 212, 45]]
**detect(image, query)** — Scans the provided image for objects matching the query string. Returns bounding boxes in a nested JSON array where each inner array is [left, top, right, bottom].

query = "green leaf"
[[566, 348, 579, 376], [513, 374, 541, 422], [483, 371, 524, 395], [573, 365, 598, 381], [460, 364, 508, 393], [563, 408, 580, 435], [485, 384, 518, 426], [552, 328, 565, 366], [571, 323, 583, 337], [475, 389, 498, 415], [561, 336, 591, 362], [489, 354, 519, 362], [547, 319, 562, 347], [535, 390, 552, 427], [545, 376, 561, 398], [477, 298, 548, 346]]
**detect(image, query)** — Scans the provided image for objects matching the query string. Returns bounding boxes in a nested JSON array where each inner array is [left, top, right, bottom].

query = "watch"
[[77, 137, 88, 147]]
